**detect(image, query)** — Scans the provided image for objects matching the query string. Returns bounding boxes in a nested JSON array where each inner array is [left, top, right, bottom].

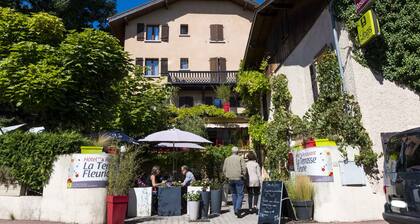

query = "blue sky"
[[116, 0, 263, 13]]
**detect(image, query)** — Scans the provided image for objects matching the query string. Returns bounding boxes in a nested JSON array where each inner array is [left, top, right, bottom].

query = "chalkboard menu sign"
[[258, 181, 295, 224]]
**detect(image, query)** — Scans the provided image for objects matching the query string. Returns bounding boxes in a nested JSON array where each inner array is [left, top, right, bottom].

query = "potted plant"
[[216, 85, 231, 112], [107, 147, 138, 224], [209, 179, 223, 215], [185, 192, 201, 221], [286, 176, 315, 221]]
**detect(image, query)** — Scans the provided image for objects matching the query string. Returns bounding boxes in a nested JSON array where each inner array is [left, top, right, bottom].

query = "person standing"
[[181, 165, 195, 187], [223, 146, 247, 218], [246, 152, 262, 213]]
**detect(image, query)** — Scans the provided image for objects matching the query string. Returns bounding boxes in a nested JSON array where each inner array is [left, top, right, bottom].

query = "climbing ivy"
[[235, 60, 270, 116], [334, 0, 420, 92], [303, 50, 380, 176]]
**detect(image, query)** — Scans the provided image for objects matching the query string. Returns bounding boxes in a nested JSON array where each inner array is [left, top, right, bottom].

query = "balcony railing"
[[167, 71, 237, 85]]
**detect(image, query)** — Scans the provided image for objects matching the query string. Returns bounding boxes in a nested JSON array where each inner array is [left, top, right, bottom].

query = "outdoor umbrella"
[[156, 142, 205, 150], [138, 128, 211, 144], [0, 124, 26, 135], [139, 128, 211, 173], [103, 131, 139, 145]]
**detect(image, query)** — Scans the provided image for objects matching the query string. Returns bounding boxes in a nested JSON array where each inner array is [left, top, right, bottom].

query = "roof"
[[108, 0, 258, 42], [243, 0, 328, 68]]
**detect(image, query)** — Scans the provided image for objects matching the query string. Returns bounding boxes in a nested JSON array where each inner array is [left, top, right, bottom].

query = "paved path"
[[0, 201, 387, 224]]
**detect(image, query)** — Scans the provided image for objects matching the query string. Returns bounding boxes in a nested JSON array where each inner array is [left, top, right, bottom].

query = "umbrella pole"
[[172, 142, 175, 178]]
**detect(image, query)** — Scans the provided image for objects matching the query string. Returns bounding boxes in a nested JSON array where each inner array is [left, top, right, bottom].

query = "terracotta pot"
[[106, 195, 128, 224]]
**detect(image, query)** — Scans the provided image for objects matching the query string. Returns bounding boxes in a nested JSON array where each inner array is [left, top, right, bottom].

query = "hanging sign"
[[354, 0, 374, 15], [67, 153, 110, 188], [356, 9, 381, 46]]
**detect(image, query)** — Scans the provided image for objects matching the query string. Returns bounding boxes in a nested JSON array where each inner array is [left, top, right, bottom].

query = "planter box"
[[127, 187, 152, 217], [158, 187, 181, 216], [0, 184, 25, 196]]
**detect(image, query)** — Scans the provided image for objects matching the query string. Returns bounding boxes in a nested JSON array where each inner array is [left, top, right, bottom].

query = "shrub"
[[286, 176, 314, 201], [0, 131, 91, 191], [107, 148, 139, 196]]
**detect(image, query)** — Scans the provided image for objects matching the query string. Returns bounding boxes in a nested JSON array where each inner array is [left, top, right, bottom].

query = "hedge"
[[0, 131, 91, 191]]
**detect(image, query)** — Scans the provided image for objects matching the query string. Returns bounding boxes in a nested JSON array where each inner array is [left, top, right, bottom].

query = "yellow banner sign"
[[356, 9, 381, 46]]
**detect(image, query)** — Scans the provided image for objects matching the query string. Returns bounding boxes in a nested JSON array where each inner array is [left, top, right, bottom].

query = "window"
[[180, 24, 188, 35], [309, 64, 319, 101], [179, 96, 194, 107], [405, 135, 420, 172], [146, 25, 160, 41], [180, 58, 189, 70], [145, 59, 159, 77], [210, 24, 224, 42]]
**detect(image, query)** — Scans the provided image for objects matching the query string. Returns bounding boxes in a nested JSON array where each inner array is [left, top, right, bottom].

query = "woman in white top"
[[246, 152, 262, 213]]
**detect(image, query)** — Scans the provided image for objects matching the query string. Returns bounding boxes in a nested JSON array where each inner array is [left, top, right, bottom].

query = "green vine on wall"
[[242, 50, 380, 179], [334, 0, 420, 93], [303, 50, 380, 176]]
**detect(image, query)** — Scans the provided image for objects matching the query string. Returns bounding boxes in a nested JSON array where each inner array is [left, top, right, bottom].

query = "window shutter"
[[161, 58, 168, 74], [219, 58, 226, 71], [210, 24, 217, 41], [210, 58, 218, 71], [217, 25, 224, 41], [161, 24, 169, 42], [135, 57, 143, 66], [137, 23, 145, 41]]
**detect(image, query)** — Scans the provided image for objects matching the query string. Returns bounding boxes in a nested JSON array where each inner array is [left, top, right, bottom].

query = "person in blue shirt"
[[181, 165, 195, 187]]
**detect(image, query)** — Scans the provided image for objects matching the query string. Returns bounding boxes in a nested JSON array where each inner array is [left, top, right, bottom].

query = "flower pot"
[[188, 201, 200, 221], [223, 102, 230, 112], [199, 191, 210, 219], [106, 195, 128, 224], [293, 200, 314, 220], [210, 189, 222, 215]]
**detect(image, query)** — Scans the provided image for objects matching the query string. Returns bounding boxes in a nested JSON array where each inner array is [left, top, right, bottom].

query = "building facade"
[[244, 0, 420, 222], [109, 0, 257, 146]]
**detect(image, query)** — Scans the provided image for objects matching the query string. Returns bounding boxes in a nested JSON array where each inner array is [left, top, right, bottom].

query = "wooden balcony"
[[166, 71, 237, 85]]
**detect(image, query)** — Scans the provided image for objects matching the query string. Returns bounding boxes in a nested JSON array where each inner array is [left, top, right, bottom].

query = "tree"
[[0, 8, 131, 131], [112, 68, 173, 137], [0, 0, 116, 30]]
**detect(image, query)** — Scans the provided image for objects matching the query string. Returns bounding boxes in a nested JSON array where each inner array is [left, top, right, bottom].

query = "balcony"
[[166, 71, 237, 85]]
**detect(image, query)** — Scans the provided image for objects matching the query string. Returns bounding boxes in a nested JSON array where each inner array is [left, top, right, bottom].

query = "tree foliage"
[[334, 0, 420, 92], [0, 0, 116, 30], [235, 60, 270, 116], [0, 8, 135, 132], [113, 69, 173, 137]]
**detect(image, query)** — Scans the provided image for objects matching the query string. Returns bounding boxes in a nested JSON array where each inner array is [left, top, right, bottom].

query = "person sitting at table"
[[150, 165, 164, 190], [181, 165, 195, 187]]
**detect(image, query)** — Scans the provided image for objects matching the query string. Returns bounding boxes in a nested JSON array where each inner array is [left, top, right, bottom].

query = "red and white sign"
[[354, 0, 374, 15], [295, 147, 334, 182]]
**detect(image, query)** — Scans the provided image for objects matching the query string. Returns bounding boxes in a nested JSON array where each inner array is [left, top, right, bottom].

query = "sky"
[[116, 0, 263, 13]]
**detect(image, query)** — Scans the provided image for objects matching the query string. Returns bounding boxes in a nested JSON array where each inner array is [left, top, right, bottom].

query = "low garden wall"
[[0, 155, 107, 224]]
